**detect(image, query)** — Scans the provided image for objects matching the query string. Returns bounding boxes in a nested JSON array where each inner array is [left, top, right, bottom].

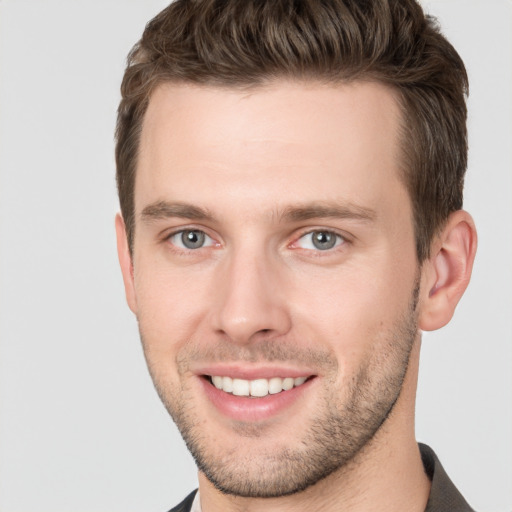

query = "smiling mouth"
[[207, 375, 313, 397]]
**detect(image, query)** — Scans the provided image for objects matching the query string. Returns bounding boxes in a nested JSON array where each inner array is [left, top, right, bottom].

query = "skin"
[[116, 80, 477, 512]]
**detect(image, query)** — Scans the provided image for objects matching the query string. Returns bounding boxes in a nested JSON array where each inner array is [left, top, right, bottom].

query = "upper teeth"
[[210, 376, 308, 397]]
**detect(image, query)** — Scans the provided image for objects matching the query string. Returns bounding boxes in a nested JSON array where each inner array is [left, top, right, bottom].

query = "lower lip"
[[199, 377, 315, 422]]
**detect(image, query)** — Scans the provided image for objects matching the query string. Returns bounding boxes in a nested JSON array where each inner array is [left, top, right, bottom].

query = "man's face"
[[121, 80, 421, 497]]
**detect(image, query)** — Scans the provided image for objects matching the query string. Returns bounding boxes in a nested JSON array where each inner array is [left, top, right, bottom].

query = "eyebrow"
[[140, 201, 216, 223], [139, 200, 377, 225], [279, 202, 377, 223]]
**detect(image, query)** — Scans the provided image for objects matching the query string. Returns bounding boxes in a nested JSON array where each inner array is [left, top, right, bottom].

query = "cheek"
[[133, 263, 211, 360], [290, 262, 414, 364]]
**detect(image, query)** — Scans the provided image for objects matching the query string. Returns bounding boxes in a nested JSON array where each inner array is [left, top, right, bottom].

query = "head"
[[116, 0, 469, 263], [115, 0, 476, 502]]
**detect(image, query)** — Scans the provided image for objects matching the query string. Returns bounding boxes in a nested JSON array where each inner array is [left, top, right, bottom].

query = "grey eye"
[[297, 230, 343, 251], [168, 229, 215, 250], [181, 230, 206, 249], [312, 231, 337, 250]]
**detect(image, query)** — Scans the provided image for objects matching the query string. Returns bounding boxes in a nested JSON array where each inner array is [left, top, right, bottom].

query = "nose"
[[210, 248, 292, 345]]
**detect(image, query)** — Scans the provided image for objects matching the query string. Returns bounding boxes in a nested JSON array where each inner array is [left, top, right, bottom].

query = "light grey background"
[[0, 1, 510, 511]]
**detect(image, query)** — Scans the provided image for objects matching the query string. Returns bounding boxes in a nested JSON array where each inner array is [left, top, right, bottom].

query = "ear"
[[115, 213, 138, 314], [418, 210, 477, 331]]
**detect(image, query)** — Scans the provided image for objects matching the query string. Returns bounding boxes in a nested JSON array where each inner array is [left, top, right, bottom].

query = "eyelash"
[[165, 228, 218, 252], [163, 227, 350, 255], [290, 229, 348, 254]]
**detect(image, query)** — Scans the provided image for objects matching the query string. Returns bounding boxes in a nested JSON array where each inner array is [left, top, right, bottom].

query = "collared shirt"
[[168, 444, 475, 512], [420, 443, 475, 511], [190, 492, 201, 512]]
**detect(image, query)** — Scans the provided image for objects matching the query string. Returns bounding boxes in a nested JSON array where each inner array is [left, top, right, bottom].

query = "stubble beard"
[[141, 285, 420, 499]]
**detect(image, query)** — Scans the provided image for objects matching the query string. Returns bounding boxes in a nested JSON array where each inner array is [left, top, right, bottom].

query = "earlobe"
[[115, 213, 138, 314], [418, 210, 477, 331]]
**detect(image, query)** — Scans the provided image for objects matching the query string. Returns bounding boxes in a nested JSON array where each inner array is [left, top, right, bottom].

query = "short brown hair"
[[116, 0, 468, 262]]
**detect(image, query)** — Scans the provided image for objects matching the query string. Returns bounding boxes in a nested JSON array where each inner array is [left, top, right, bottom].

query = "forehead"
[[136, 80, 405, 219]]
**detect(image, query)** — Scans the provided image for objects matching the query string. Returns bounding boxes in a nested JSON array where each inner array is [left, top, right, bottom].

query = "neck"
[[198, 338, 430, 512]]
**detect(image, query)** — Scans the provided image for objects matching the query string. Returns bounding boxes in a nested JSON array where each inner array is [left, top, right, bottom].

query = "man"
[[114, 1, 477, 511]]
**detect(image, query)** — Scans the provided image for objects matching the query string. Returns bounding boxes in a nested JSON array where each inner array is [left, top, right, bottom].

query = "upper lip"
[[193, 364, 316, 380]]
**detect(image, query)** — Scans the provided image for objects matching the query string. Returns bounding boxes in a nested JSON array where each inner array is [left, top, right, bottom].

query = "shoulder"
[[166, 490, 198, 512]]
